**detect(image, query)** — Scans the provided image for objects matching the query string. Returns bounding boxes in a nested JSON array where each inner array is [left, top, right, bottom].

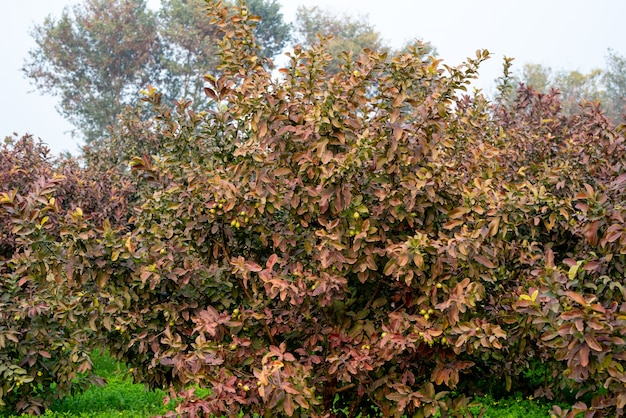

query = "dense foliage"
[[0, 134, 132, 413], [3, 1, 626, 417]]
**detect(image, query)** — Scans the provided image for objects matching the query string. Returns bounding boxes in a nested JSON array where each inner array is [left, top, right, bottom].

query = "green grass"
[[46, 352, 170, 418], [0, 352, 171, 418], [47, 376, 169, 417], [0, 353, 571, 417], [469, 395, 559, 418]]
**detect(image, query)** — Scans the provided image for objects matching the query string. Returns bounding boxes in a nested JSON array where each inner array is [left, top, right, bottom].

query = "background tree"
[[293, 5, 388, 74], [503, 62, 617, 120], [246, 0, 292, 61], [603, 49, 626, 121], [519, 63, 606, 116], [552, 67, 605, 116], [156, 0, 222, 107], [520, 63, 550, 92], [24, 0, 291, 145], [23, 0, 160, 144]]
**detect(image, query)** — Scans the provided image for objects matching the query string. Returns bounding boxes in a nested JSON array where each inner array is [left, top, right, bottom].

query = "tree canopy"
[[23, 0, 291, 144], [603, 49, 626, 121], [23, 0, 160, 144], [294, 5, 388, 74], [508, 52, 626, 122]]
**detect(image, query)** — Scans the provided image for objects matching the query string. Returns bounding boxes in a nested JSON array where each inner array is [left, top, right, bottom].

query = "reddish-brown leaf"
[[475, 255, 496, 269], [579, 344, 590, 367], [584, 334, 603, 352]]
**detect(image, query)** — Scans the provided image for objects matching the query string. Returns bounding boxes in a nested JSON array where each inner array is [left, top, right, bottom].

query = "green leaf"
[[568, 262, 581, 280]]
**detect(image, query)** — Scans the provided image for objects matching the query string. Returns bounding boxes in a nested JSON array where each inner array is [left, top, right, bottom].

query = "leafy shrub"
[[105, 2, 626, 417], [0, 135, 133, 414]]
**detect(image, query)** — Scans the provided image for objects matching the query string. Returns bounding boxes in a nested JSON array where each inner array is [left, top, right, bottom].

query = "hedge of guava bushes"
[[2, 2, 626, 417]]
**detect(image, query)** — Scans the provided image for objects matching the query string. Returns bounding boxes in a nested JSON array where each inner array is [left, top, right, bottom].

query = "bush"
[[114, 2, 626, 416], [0, 134, 133, 414]]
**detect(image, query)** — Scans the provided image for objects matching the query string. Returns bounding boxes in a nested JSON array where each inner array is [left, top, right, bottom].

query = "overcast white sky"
[[1, 1, 625, 155]]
